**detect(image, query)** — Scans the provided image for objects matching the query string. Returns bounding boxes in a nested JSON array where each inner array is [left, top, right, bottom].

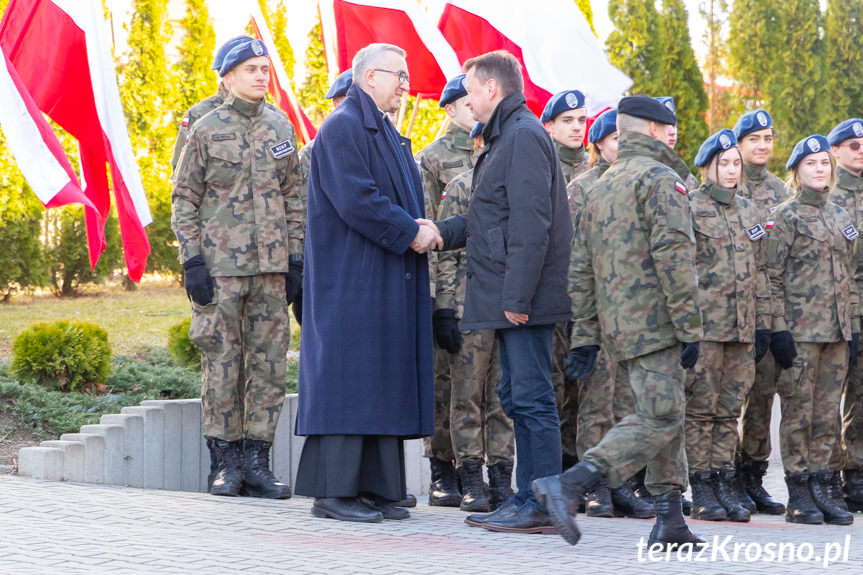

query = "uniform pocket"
[[776, 354, 807, 399], [189, 300, 227, 355], [487, 226, 506, 265], [206, 139, 244, 188]]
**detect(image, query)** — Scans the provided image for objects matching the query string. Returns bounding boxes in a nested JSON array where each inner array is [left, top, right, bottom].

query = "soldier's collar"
[[556, 141, 585, 164], [743, 162, 768, 184], [227, 93, 265, 118], [838, 166, 863, 191], [217, 82, 230, 99], [799, 186, 828, 206], [618, 132, 690, 180], [448, 123, 473, 150], [706, 182, 736, 206]]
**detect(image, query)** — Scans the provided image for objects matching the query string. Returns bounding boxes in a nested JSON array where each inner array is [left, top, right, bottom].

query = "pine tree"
[[605, 0, 664, 95], [175, 0, 216, 120], [298, 17, 332, 127], [575, 0, 596, 35], [823, 0, 863, 131], [658, 0, 708, 166], [727, 0, 783, 108]]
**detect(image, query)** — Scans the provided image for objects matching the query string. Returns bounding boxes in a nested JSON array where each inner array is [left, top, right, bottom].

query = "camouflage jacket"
[[739, 162, 789, 217], [171, 94, 304, 276], [830, 167, 863, 310], [690, 183, 771, 341], [435, 168, 473, 317], [556, 141, 589, 185], [567, 159, 610, 230], [171, 83, 229, 172], [415, 123, 474, 219], [766, 187, 860, 341], [569, 131, 703, 361]]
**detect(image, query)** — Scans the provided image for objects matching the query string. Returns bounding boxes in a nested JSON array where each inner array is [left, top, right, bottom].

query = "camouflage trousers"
[[739, 350, 782, 462], [190, 274, 290, 442], [423, 344, 455, 461], [450, 329, 514, 466], [685, 342, 755, 471], [779, 341, 848, 474], [831, 355, 863, 470], [552, 321, 579, 458], [582, 345, 687, 495], [575, 348, 634, 460]]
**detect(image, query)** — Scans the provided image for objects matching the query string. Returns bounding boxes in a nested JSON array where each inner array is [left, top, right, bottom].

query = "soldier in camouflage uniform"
[[828, 119, 863, 512], [732, 110, 789, 515], [767, 135, 858, 526], [415, 74, 476, 507], [656, 97, 699, 192], [172, 40, 304, 500], [436, 124, 515, 513], [541, 90, 591, 471], [534, 96, 705, 549], [683, 130, 771, 524]]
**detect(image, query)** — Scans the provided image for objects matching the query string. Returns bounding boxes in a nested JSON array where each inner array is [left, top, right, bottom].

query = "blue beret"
[[325, 69, 353, 99], [219, 39, 269, 77], [540, 90, 586, 123], [470, 122, 485, 139], [786, 134, 831, 170], [439, 74, 468, 107], [733, 109, 773, 140], [827, 118, 863, 146], [694, 129, 738, 167], [618, 95, 676, 126], [211, 35, 253, 71], [588, 108, 617, 143], [654, 96, 675, 114]]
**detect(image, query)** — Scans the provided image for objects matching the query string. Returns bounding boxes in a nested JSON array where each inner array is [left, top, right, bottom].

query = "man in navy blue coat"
[[294, 43, 438, 523]]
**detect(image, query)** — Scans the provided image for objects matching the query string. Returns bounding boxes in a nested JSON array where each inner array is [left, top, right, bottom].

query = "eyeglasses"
[[840, 141, 863, 151], [374, 68, 410, 85]]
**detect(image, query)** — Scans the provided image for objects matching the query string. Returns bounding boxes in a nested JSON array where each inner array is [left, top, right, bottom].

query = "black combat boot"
[[210, 439, 243, 497], [742, 460, 785, 514], [784, 473, 823, 524], [206, 438, 218, 491], [629, 468, 653, 504], [830, 470, 850, 511], [487, 460, 515, 510], [680, 493, 692, 516], [532, 460, 603, 545], [458, 459, 490, 512], [732, 460, 758, 513], [843, 469, 863, 512], [810, 470, 853, 525], [711, 468, 750, 522], [647, 490, 706, 551], [585, 479, 614, 518], [428, 458, 462, 507], [688, 470, 726, 521], [241, 439, 291, 499], [611, 482, 655, 518]]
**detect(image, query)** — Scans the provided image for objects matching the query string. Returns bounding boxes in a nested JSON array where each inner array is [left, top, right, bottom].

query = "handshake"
[[410, 218, 443, 254]]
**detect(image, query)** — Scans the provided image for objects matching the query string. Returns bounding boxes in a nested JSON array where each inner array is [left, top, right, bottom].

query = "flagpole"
[[405, 94, 423, 138], [396, 92, 408, 133], [434, 117, 450, 140]]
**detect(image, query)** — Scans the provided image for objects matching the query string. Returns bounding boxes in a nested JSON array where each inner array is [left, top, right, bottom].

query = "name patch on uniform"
[[269, 139, 296, 159], [442, 160, 464, 169], [843, 225, 859, 241], [211, 133, 236, 141], [803, 216, 818, 222], [746, 224, 766, 241], [675, 182, 688, 195]]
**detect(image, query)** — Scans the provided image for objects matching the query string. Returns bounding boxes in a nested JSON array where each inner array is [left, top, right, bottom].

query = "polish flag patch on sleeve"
[[181, 116, 190, 127], [675, 182, 687, 195], [765, 220, 774, 229]]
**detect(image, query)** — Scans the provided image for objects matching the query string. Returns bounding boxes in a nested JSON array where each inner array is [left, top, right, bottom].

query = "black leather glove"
[[183, 255, 214, 306], [565, 345, 599, 379], [754, 329, 771, 363], [680, 341, 700, 369], [285, 258, 303, 304], [770, 331, 797, 369], [433, 309, 462, 353], [851, 332, 860, 364], [292, 290, 302, 326]]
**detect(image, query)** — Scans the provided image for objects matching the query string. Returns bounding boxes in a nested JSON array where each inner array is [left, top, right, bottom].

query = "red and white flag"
[[439, 0, 632, 116], [249, 2, 316, 145], [319, 0, 462, 97], [0, 0, 151, 282]]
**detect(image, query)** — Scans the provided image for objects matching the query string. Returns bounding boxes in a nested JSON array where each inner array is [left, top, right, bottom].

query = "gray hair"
[[616, 112, 651, 135], [352, 43, 406, 89]]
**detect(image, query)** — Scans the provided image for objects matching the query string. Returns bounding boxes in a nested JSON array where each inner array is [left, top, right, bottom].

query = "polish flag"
[[249, 2, 316, 145], [439, 0, 632, 117], [319, 0, 462, 97], [0, 0, 151, 282]]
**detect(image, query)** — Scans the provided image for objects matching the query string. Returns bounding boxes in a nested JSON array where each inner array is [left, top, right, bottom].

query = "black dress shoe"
[[465, 499, 519, 527], [393, 493, 417, 508], [311, 497, 383, 523], [359, 494, 410, 520], [480, 502, 557, 534]]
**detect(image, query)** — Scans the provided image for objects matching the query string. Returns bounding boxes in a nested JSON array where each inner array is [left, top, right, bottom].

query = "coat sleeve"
[[765, 210, 793, 333], [171, 125, 207, 264], [568, 203, 600, 349], [435, 177, 468, 313], [313, 117, 419, 255], [171, 107, 194, 173], [501, 131, 555, 314], [280, 125, 306, 257], [750, 207, 772, 332]]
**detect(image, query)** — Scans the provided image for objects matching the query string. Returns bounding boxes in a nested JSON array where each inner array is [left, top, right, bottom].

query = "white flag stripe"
[[0, 50, 73, 204]]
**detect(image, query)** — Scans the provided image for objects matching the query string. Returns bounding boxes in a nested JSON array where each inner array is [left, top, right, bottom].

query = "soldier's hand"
[[183, 255, 214, 306], [680, 341, 700, 370], [769, 331, 797, 369], [432, 308, 462, 353], [285, 260, 303, 304], [851, 332, 860, 364], [565, 345, 599, 379], [754, 329, 771, 363]]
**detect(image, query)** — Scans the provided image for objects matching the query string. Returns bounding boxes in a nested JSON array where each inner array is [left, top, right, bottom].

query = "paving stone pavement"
[[0, 471, 861, 575]]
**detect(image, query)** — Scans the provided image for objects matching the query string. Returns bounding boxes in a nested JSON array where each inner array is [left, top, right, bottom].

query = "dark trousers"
[[496, 324, 562, 509]]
